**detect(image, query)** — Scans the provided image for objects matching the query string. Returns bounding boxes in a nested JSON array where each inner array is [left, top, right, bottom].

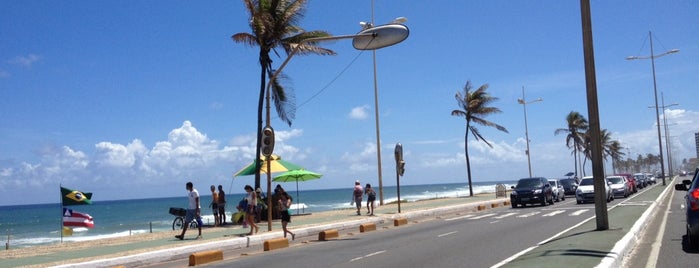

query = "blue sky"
[[1, 1, 698, 206]]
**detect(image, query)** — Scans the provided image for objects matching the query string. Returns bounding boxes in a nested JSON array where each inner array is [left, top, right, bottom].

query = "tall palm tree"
[[581, 129, 624, 175], [554, 111, 588, 178], [232, 0, 335, 189], [608, 140, 624, 174], [451, 81, 509, 197]]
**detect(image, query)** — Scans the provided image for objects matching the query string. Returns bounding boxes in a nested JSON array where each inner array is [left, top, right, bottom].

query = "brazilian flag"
[[61, 187, 93, 205]]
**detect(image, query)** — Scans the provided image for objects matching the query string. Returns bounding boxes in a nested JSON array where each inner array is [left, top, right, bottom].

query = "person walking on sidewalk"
[[278, 190, 295, 240], [176, 182, 202, 240], [365, 183, 376, 216], [244, 185, 259, 235], [352, 180, 364, 215]]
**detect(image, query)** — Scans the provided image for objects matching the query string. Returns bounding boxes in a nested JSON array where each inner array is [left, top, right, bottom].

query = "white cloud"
[[348, 105, 370, 120], [9, 54, 42, 68]]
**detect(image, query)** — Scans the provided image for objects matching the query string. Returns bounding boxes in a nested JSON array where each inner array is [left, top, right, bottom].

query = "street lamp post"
[[517, 87, 542, 178], [626, 31, 679, 186], [261, 21, 409, 230], [650, 92, 678, 178]]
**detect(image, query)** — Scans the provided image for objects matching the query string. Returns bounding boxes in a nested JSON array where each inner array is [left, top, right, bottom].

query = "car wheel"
[[511, 203, 517, 208], [577, 200, 582, 204], [688, 226, 697, 248], [541, 198, 547, 206]]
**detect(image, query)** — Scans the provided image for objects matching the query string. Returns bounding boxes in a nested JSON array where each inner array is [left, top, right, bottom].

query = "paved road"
[[623, 177, 699, 268]]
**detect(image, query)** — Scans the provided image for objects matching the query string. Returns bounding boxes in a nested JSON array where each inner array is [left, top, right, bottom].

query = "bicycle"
[[169, 207, 199, 230]]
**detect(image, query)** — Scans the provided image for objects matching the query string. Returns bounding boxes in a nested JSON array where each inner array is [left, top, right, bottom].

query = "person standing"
[[176, 182, 202, 240], [352, 180, 363, 215], [365, 183, 376, 216], [217, 185, 226, 225], [209, 185, 219, 227], [244, 185, 259, 235], [278, 190, 295, 240]]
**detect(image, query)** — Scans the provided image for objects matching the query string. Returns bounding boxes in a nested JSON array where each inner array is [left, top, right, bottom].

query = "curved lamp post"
[[357, 15, 409, 206], [517, 87, 542, 178], [626, 31, 679, 185], [261, 21, 409, 230]]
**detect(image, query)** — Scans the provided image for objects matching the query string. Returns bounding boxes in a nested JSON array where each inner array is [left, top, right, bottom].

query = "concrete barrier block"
[[491, 203, 500, 208], [188, 250, 223, 266], [360, 223, 377, 233], [503, 200, 511, 206], [477, 204, 487, 211], [394, 218, 408, 226], [319, 229, 340, 240], [263, 237, 289, 251]]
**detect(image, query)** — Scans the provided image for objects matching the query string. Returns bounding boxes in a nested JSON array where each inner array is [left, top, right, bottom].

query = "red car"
[[615, 173, 637, 193]]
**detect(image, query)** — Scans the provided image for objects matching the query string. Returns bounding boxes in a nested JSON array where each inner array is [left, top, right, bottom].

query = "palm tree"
[[608, 140, 624, 174], [554, 111, 588, 178], [451, 81, 509, 197], [232, 0, 335, 189]]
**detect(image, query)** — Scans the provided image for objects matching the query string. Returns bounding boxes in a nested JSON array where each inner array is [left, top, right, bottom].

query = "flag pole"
[[59, 184, 63, 243]]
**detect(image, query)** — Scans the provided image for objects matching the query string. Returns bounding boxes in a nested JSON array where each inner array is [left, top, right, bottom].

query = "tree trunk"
[[254, 51, 269, 190], [465, 121, 473, 197]]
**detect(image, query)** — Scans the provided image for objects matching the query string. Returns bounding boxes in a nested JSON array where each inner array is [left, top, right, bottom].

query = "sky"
[[1, 1, 698, 206]]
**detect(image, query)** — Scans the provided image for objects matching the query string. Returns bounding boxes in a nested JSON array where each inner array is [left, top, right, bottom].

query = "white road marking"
[[645, 187, 676, 268], [444, 214, 475, 221], [471, 213, 497, 220], [517, 211, 540, 218], [542, 210, 565, 217], [494, 212, 517, 219], [438, 231, 458, 237], [350, 250, 386, 262], [570, 209, 588, 216]]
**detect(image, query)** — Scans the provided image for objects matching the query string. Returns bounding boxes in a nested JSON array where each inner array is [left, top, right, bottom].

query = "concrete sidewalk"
[[3, 183, 669, 267]]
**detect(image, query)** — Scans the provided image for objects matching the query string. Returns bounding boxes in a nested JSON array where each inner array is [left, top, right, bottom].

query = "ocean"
[[0, 181, 515, 249]]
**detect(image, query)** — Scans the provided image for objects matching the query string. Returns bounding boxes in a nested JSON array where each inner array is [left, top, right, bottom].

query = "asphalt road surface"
[[623, 178, 699, 268], [197, 197, 626, 268]]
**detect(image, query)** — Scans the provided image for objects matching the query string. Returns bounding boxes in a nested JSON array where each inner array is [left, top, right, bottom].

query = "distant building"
[[696, 132, 699, 159]]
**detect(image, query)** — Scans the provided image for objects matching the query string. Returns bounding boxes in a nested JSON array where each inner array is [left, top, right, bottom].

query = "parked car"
[[606, 175, 629, 198], [576, 176, 613, 204], [645, 173, 657, 184], [674, 168, 699, 247], [559, 178, 578, 195], [510, 177, 554, 208], [549, 179, 565, 202], [633, 173, 647, 188], [616, 173, 637, 193]]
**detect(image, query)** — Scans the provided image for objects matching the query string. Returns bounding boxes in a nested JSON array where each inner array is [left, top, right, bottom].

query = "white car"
[[576, 176, 613, 204], [548, 179, 565, 202], [606, 175, 629, 198]]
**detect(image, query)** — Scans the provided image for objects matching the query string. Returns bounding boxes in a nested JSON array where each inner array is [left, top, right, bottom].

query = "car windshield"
[[517, 179, 542, 188], [548, 181, 557, 187], [560, 179, 574, 187], [607, 177, 623, 184], [579, 178, 594, 186], [634, 175, 644, 180]]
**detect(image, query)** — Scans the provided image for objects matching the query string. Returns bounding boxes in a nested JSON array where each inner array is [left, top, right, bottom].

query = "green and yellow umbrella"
[[233, 154, 304, 177]]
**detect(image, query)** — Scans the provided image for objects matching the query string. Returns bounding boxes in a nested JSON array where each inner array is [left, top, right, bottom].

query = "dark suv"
[[510, 177, 554, 208], [675, 168, 699, 247], [559, 178, 578, 195]]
